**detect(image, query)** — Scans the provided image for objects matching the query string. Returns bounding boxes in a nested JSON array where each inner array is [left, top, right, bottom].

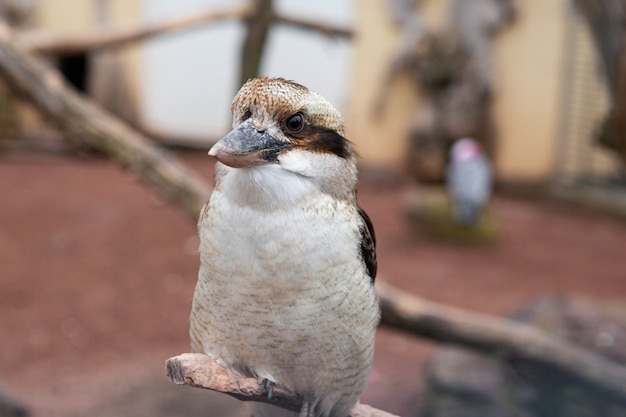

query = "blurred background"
[[1, 0, 626, 416]]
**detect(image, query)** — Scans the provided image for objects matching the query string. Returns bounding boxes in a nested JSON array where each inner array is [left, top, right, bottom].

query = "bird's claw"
[[259, 378, 276, 399]]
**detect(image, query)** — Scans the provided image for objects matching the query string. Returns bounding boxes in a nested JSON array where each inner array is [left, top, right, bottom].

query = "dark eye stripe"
[[288, 124, 351, 159]]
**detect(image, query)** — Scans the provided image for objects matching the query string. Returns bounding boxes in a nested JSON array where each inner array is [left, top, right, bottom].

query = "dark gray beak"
[[209, 119, 289, 168]]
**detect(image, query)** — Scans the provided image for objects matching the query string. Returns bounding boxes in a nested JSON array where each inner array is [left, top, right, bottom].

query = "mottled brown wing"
[[358, 206, 377, 283]]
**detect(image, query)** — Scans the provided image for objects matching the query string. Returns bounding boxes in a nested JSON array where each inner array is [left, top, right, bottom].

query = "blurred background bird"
[[446, 137, 493, 227], [190, 77, 380, 417]]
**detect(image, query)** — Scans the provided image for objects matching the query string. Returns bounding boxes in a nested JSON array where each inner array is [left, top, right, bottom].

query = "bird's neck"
[[214, 162, 358, 213], [215, 163, 318, 212]]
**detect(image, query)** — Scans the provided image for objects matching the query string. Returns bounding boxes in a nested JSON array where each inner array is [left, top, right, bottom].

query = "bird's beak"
[[209, 119, 289, 168]]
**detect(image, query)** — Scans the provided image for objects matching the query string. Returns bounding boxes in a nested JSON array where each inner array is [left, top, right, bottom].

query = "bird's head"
[[450, 138, 483, 162], [209, 77, 357, 200]]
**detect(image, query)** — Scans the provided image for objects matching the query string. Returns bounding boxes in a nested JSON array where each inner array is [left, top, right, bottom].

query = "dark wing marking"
[[358, 206, 377, 283]]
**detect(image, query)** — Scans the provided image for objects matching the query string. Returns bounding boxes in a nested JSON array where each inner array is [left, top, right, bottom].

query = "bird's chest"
[[191, 187, 377, 395], [198, 191, 358, 307]]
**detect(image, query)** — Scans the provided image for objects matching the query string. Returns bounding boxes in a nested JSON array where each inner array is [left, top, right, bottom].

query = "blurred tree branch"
[[17, 1, 353, 85], [273, 14, 352, 39], [20, 5, 251, 55], [239, 0, 273, 88], [238, 0, 352, 87], [377, 281, 626, 403], [373, 0, 516, 182], [165, 353, 399, 417]]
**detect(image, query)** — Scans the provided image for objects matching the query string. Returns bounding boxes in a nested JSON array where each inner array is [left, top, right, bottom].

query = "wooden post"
[[239, 0, 273, 88]]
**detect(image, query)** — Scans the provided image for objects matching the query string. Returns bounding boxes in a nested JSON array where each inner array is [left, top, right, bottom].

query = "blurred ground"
[[1, 150, 625, 417]]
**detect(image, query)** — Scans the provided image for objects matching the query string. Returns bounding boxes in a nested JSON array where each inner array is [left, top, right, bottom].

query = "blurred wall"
[[33, 0, 142, 124], [24, 0, 617, 187], [492, 0, 568, 183], [346, 0, 583, 184]]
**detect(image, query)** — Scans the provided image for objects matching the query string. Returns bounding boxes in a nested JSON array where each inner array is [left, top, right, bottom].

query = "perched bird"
[[190, 77, 380, 417], [446, 137, 492, 226]]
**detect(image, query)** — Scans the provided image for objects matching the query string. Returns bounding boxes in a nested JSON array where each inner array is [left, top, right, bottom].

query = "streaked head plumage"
[[232, 77, 345, 137], [210, 77, 353, 169], [209, 77, 358, 204]]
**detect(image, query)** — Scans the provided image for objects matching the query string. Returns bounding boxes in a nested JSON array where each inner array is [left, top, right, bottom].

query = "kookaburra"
[[190, 77, 380, 417], [446, 137, 492, 226]]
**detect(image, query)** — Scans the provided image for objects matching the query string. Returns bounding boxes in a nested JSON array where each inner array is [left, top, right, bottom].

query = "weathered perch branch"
[[0, 20, 210, 220], [377, 281, 626, 402], [165, 353, 399, 417], [20, 5, 252, 55]]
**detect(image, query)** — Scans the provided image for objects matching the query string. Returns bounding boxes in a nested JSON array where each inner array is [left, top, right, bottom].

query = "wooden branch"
[[16, 1, 351, 96], [237, 0, 353, 87], [239, 0, 273, 87], [20, 5, 252, 55], [0, 20, 210, 220], [273, 14, 353, 39], [18, 5, 351, 60], [165, 353, 399, 417], [377, 281, 626, 403]]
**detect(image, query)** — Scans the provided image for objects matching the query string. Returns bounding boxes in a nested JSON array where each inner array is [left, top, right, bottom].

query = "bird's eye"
[[284, 113, 305, 134], [243, 109, 252, 121]]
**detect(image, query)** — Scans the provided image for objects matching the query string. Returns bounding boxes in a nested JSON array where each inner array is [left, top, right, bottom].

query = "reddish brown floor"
[[1, 151, 625, 417]]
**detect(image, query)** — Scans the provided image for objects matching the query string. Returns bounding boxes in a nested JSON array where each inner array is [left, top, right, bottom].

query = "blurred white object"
[[446, 138, 492, 225]]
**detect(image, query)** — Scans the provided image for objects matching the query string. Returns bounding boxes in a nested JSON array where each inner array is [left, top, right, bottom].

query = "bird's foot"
[[298, 401, 311, 417], [259, 378, 276, 399]]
